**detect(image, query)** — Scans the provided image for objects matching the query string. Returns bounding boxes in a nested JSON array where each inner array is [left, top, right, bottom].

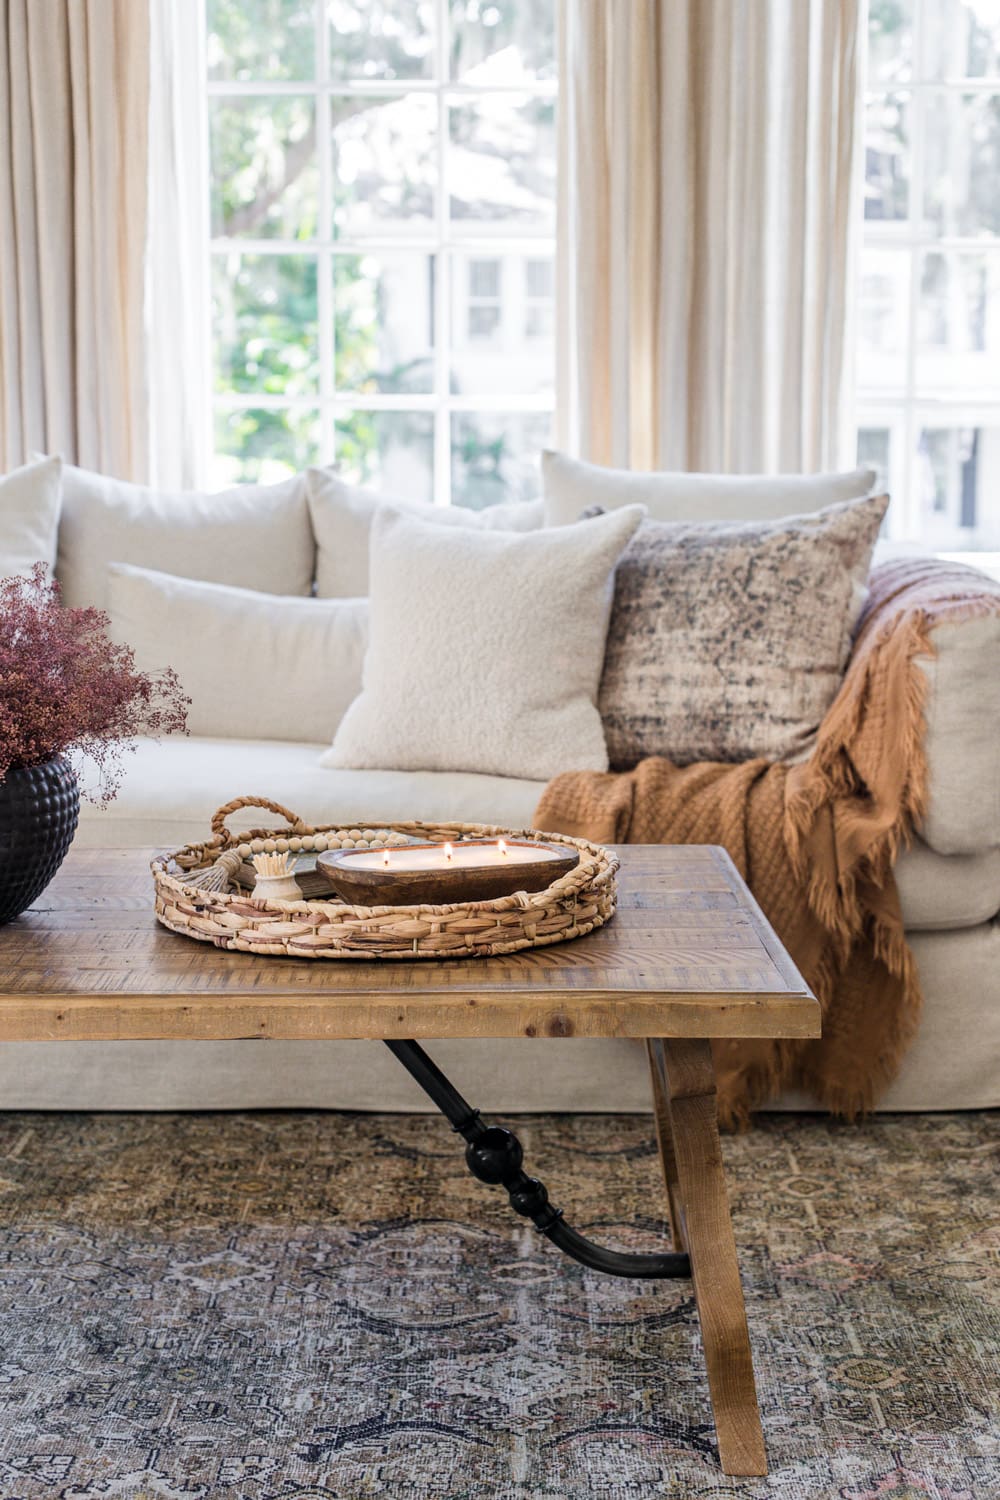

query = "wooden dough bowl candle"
[[317, 838, 579, 908]]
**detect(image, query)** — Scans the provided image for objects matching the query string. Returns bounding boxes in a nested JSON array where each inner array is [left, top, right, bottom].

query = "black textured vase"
[[0, 756, 80, 925]]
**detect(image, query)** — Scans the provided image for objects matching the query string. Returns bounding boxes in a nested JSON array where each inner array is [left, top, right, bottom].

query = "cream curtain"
[[0, 0, 150, 478], [558, 0, 862, 474], [146, 0, 212, 491]]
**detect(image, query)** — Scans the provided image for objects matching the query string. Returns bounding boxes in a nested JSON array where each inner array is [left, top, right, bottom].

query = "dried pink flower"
[[0, 564, 189, 804]]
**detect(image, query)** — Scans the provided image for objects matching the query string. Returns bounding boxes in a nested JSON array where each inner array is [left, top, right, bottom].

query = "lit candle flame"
[[498, 839, 508, 856], [382, 849, 390, 867], [443, 842, 453, 861]]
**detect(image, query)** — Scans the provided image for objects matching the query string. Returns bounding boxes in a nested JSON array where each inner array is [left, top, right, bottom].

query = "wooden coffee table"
[[0, 844, 818, 1476]]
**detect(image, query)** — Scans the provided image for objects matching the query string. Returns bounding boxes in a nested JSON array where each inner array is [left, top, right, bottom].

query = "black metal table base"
[[385, 1039, 691, 1281]]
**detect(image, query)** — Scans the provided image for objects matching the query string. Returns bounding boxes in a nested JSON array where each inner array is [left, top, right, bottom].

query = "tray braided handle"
[[211, 796, 309, 848]]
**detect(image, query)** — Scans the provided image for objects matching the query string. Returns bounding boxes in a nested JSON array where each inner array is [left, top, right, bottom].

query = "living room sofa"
[[3, 460, 998, 1115]]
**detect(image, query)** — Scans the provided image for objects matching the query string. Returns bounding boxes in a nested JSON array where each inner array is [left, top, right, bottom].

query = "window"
[[466, 257, 502, 340], [857, 0, 1000, 552], [524, 256, 553, 337], [206, 0, 556, 510]]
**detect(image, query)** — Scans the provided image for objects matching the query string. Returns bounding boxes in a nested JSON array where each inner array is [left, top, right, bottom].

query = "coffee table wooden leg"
[[651, 1037, 768, 1477], [645, 1039, 686, 1252]]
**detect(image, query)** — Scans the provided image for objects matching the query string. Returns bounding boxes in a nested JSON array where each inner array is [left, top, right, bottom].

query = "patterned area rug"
[[0, 1109, 996, 1500]]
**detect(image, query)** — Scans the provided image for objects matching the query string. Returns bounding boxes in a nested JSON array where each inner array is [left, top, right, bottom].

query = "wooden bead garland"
[[233, 829, 410, 859]]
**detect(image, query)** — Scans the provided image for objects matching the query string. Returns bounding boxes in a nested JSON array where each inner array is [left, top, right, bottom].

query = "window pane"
[[335, 411, 434, 500], [917, 251, 1000, 395], [212, 407, 319, 486], [210, 97, 318, 239], [856, 246, 910, 391], [525, 257, 553, 298], [857, 427, 892, 494], [450, 250, 554, 395], [329, 0, 436, 81], [469, 259, 501, 298], [207, 0, 316, 81], [450, 411, 551, 509], [864, 93, 910, 223], [867, 0, 913, 85], [213, 253, 319, 397], [923, 91, 1000, 238], [450, 0, 557, 82], [921, 0, 1000, 78], [334, 252, 435, 394], [915, 424, 1000, 547], [332, 94, 437, 236], [448, 95, 556, 234], [468, 305, 502, 338]]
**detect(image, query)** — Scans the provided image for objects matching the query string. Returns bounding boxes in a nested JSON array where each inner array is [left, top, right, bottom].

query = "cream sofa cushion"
[[0, 455, 62, 577], [894, 840, 1000, 930], [326, 504, 644, 780], [307, 467, 544, 597], [542, 449, 876, 526], [918, 612, 1000, 856], [107, 565, 368, 744], [56, 464, 314, 609], [74, 737, 546, 849]]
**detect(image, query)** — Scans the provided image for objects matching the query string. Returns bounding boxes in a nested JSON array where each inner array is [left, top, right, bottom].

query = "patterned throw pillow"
[[598, 492, 890, 768]]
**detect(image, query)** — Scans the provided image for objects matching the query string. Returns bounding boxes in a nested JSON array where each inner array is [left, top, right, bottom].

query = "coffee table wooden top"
[[0, 845, 818, 1044]]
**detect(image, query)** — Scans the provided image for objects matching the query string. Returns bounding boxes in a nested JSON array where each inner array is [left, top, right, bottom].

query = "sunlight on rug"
[[0, 1110, 996, 1499]]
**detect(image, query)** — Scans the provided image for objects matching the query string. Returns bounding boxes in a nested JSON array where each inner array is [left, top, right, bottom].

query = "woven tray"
[[152, 797, 618, 960]]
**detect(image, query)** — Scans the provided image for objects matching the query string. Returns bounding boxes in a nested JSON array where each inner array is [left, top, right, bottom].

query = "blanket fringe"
[[535, 559, 1000, 1125]]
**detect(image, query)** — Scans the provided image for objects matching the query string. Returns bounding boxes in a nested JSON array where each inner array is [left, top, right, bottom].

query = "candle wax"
[[343, 842, 559, 872]]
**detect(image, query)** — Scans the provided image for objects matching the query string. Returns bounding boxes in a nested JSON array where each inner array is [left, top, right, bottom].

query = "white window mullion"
[[210, 235, 555, 256], [205, 79, 557, 98]]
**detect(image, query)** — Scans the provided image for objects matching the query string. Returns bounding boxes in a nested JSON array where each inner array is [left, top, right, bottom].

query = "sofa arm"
[[918, 606, 1000, 856], [848, 557, 1000, 859]]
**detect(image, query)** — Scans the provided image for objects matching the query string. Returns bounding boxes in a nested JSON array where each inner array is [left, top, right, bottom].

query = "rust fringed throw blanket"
[[535, 559, 1000, 1128]]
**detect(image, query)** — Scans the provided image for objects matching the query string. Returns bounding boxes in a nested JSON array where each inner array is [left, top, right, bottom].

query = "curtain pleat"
[[558, 0, 862, 476], [0, 0, 149, 478], [145, 0, 211, 490]]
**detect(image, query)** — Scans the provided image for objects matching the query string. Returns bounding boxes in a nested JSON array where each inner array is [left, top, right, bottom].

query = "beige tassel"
[[183, 848, 245, 893]]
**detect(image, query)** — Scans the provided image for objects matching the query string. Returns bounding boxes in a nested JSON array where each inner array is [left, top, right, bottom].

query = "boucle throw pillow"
[[542, 448, 877, 527], [307, 468, 544, 597], [57, 465, 314, 610], [107, 564, 367, 743], [324, 503, 645, 780], [599, 492, 890, 768], [0, 456, 62, 577]]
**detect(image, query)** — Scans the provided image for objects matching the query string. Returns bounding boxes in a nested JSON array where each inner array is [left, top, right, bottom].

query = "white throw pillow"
[[56, 465, 315, 610], [0, 456, 62, 578], [542, 449, 878, 527], [307, 467, 545, 597], [107, 564, 368, 744], [324, 504, 645, 780]]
